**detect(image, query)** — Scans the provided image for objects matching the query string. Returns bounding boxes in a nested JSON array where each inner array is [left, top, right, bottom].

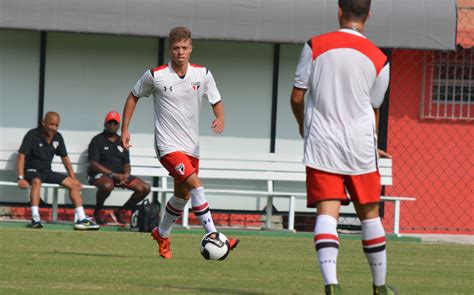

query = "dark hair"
[[169, 27, 192, 45], [338, 0, 371, 21]]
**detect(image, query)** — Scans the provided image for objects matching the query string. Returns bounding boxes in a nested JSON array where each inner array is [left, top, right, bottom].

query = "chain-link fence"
[[382, 4, 473, 234]]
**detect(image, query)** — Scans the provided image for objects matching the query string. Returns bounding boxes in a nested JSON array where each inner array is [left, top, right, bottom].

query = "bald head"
[[44, 111, 60, 121], [42, 111, 60, 138]]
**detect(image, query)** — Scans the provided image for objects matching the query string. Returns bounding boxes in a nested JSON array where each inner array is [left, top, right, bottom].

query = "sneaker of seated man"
[[16, 111, 99, 230], [88, 111, 151, 226]]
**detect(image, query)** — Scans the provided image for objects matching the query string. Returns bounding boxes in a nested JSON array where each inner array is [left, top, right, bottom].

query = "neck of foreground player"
[[171, 62, 188, 77], [340, 21, 365, 34]]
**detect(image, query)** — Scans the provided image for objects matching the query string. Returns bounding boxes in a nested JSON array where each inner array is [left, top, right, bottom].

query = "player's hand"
[[378, 149, 392, 158], [121, 129, 132, 150], [211, 118, 224, 134], [17, 179, 28, 189], [114, 173, 128, 185]]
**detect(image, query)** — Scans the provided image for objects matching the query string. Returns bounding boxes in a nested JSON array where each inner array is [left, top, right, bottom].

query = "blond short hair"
[[169, 27, 192, 45]]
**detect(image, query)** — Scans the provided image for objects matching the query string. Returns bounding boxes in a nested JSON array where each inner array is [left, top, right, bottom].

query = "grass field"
[[0, 222, 472, 295]]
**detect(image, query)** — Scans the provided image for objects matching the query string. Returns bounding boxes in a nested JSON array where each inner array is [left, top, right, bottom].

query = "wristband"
[[17, 175, 24, 180]]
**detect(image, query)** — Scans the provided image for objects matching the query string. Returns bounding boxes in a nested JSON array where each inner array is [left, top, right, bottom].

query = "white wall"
[[0, 30, 41, 203], [0, 30, 40, 146], [43, 32, 158, 138]]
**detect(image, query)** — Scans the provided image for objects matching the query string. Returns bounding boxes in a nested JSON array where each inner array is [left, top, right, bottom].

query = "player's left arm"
[[211, 101, 225, 134], [371, 62, 391, 158], [204, 69, 224, 134], [56, 134, 80, 179], [61, 156, 77, 179]]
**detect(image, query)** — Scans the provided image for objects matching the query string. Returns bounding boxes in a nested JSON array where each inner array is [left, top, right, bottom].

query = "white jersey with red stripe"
[[294, 29, 390, 175], [132, 62, 221, 158]]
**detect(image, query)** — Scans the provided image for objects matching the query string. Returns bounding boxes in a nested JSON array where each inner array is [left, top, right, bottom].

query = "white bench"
[[0, 147, 415, 235]]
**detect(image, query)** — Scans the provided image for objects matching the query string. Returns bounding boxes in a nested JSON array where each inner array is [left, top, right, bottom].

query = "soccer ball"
[[200, 232, 230, 260]]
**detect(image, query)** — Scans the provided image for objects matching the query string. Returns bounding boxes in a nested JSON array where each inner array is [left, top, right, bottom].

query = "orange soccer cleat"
[[151, 227, 172, 259], [228, 237, 240, 250]]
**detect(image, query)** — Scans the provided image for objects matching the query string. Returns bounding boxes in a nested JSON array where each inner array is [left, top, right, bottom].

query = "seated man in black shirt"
[[17, 111, 100, 230], [88, 111, 150, 226]]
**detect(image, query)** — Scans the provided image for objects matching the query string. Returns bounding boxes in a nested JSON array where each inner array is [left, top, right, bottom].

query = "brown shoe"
[[151, 227, 172, 259], [113, 209, 130, 226], [93, 209, 107, 225]]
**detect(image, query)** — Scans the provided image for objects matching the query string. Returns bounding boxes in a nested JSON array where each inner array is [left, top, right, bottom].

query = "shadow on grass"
[[158, 284, 265, 294], [30, 250, 132, 258]]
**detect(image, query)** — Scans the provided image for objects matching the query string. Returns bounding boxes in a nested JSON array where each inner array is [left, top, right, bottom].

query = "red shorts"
[[160, 151, 199, 184], [306, 167, 381, 208]]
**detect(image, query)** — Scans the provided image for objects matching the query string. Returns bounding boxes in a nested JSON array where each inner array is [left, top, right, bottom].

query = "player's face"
[[42, 116, 60, 137], [104, 120, 119, 133], [170, 39, 192, 67]]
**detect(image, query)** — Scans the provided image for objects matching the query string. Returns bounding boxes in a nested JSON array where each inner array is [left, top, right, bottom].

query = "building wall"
[[8, 29, 471, 233], [386, 49, 473, 234]]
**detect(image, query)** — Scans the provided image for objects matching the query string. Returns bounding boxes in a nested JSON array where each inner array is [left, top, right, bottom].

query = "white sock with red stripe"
[[191, 186, 216, 233], [314, 215, 339, 285], [361, 217, 387, 286], [159, 195, 188, 238]]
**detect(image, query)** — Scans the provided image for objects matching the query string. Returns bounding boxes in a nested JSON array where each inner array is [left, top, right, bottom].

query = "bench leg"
[[394, 200, 401, 237], [159, 177, 168, 223], [288, 196, 295, 232], [265, 196, 273, 229], [159, 192, 167, 223], [182, 202, 189, 229], [52, 188, 58, 223]]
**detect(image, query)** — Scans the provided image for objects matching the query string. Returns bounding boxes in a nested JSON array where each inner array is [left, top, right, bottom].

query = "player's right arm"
[[121, 93, 139, 150], [16, 153, 28, 189], [291, 88, 306, 138], [17, 130, 34, 189], [121, 69, 155, 150], [291, 40, 312, 138]]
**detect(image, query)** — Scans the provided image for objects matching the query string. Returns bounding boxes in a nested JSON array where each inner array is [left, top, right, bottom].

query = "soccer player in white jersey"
[[120, 27, 239, 259], [290, 1, 395, 294]]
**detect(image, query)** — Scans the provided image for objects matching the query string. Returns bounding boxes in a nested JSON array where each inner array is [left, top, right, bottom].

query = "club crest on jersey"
[[117, 146, 123, 153], [191, 82, 201, 91], [175, 163, 185, 175], [52, 141, 59, 149]]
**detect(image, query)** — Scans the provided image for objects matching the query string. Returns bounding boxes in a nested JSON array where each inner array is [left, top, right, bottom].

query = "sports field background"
[[0, 222, 471, 294]]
